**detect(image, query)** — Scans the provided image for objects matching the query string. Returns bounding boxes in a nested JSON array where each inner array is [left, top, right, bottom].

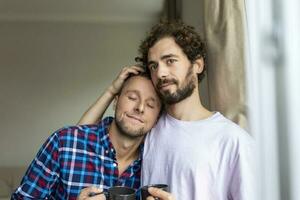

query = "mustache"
[[156, 78, 178, 88]]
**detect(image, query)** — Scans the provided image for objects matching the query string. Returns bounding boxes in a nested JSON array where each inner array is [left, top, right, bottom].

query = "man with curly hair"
[[76, 21, 255, 200], [138, 21, 255, 200]]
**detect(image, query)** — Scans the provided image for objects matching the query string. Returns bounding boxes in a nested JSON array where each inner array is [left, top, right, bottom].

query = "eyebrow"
[[147, 97, 157, 102], [147, 54, 179, 66], [125, 90, 139, 95], [161, 54, 179, 60]]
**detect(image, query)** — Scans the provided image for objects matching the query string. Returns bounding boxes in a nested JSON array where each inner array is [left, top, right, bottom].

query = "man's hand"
[[77, 186, 106, 200], [109, 65, 144, 95], [146, 187, 175, 200]]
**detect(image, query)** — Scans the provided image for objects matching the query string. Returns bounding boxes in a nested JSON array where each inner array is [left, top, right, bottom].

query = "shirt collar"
[[98, 116, 114, 153], [99, 116, 144, 160]]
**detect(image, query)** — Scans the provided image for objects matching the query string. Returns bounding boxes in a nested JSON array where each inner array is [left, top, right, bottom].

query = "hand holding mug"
[[146, 187, 175, 200], [141, 184, 173, 200], [77, 186, 106, 200]]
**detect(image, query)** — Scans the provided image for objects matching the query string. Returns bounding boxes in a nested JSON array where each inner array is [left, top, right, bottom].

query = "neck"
[[165, 87, 213, 121], [109, 121, 144, 163]]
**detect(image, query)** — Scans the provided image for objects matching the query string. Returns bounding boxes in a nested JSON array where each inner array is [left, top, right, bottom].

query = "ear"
[[113, 96, 119, 111], [193, 57, 204, 74]]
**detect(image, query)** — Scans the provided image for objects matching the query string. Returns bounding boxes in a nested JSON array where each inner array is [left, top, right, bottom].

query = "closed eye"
[[146, 99, 157, 109], [147, 103, 155, 109], [128, 96, 137, 101]]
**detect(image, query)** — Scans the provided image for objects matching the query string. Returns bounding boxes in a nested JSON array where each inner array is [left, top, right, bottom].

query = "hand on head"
[[109, 65, 145, 95], [77, 186, 106, 200], [146, 187, 175, 200]]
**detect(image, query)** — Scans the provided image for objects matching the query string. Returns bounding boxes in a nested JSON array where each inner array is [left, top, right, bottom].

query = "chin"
[[127, 131, 147, 139], [125, 127, 147, 137]]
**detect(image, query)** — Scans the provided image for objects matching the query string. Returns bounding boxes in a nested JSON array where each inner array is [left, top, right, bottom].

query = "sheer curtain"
[[246, 0, 300, 199]]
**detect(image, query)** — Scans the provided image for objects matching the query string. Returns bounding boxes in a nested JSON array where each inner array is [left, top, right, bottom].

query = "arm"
[[77, 65, 144, 125], [77, 87, 116, 125], [229, 136, 257, 200], [11, 133, 60, 199]]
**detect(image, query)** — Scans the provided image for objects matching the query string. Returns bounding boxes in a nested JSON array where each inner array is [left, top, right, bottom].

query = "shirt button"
[[113, 163, 117, 167], [105, 150, 109, 154]]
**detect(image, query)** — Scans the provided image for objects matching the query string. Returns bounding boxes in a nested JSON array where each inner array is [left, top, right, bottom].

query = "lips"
[[157, 79, 177, 89], [126, 114, 144, 123], [159, 82, 174, 89]]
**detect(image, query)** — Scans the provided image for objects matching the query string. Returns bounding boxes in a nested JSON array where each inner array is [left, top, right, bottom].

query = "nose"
[[156, 64, 169, 79], [135, 101, 145, 114]]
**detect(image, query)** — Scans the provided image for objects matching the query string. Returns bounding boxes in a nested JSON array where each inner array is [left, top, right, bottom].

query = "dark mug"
[[141, 184, 169, 200], [108, 186, 136, 200]]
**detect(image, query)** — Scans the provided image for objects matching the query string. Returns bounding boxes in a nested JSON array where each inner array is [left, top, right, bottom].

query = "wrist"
[[107, 85, 118, 96]]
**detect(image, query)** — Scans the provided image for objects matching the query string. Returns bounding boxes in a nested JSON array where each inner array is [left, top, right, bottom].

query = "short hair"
[[118, 71, 151, 95], [136, 21, 207, 82]]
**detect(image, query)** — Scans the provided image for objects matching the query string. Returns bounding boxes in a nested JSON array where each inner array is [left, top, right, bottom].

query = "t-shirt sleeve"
[[11, 132, 60, 199], [229, 135, 257, 200]]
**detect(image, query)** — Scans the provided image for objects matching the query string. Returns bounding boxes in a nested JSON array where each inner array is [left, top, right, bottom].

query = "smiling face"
[[147, 37, 201, 105], [114, 75, 161, 139]]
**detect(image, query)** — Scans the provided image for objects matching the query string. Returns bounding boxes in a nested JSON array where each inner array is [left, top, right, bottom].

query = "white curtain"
[[245, 0, 300, 199]]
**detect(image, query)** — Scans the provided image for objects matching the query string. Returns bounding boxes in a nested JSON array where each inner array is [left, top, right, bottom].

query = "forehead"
[[148, 37, 184, 61], [121, 76, 159, 99]]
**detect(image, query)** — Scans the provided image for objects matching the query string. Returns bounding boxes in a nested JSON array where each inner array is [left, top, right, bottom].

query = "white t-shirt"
[[142, 112, 256, 200]]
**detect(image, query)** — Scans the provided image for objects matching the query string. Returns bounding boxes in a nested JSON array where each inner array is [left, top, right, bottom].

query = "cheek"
[[119, 99, 136, 109], [150, 72, 158, 82], [145, 110, 160, 124]]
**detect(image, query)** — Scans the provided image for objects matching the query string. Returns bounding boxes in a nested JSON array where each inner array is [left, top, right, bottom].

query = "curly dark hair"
[[136, 21, 207, 82]]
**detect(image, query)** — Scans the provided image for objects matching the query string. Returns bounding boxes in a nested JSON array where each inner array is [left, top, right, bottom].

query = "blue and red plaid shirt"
[[12, 117, 143, 200]]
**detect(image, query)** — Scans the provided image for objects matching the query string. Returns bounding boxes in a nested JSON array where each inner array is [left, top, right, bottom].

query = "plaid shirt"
[[12, 117, 142, 200]]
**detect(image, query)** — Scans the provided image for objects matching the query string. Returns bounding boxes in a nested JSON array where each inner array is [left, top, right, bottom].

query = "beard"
[[114, 112, 147, 140], [156, 65, 196, 105]]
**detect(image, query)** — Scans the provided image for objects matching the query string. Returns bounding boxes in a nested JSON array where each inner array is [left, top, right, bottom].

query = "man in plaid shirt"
[[11, 68, 162, 200]]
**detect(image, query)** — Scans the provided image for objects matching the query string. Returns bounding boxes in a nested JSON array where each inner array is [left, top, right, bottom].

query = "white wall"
[[0, 21, 154, 166]]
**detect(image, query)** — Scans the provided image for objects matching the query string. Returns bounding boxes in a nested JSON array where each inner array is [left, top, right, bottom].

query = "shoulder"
[[53, 116, 113, 145], [213, 113, 253, 141], [208, 114, 256, 171], [209, 113, 255, 160]]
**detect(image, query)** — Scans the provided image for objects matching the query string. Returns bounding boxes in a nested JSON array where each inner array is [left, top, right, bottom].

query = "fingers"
[[146, 196, 157, 200], [77, 186, 106, 200], [146, 187, 175, 200], [119, 65, 145, 78], [88, 193, 106, 200], [110, 65, 145, 95]]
